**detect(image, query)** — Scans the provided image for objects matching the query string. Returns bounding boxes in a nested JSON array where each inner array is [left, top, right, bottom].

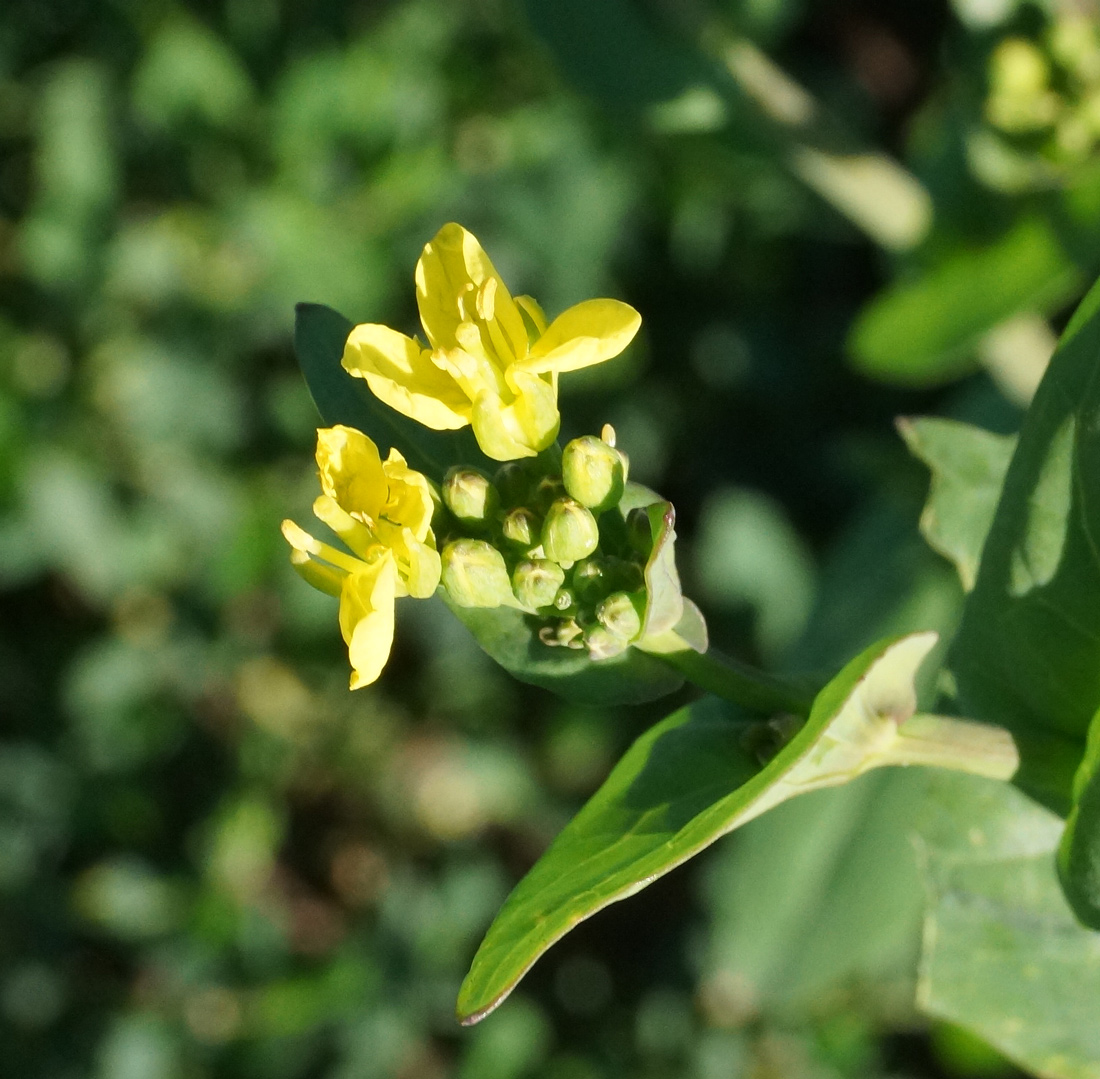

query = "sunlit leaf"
[[898, 417, 1016, 592], [457, 632, 941, 1023]]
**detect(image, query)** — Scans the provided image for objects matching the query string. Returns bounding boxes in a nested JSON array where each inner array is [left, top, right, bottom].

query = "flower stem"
[[656, 646, 819, 716]]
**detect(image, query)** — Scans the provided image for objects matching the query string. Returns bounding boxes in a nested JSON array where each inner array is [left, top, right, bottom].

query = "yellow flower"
[[281, 425, 441, 689], [341, 223, 642, 461]]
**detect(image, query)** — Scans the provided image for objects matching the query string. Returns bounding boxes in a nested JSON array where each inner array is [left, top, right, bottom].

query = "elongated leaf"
[[850, 218, 1080, 387], [898, 417, 1016, 592], [457, 632, 940, 1023], [294, 302, 484, 481], [948, 276, 1100, 818], [917, 772, 1100, 1079]]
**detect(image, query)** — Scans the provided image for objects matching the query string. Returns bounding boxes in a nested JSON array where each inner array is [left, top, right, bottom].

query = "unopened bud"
[[502, 507, 539, 549], [441, 539, 513, 608], [553, 587, 577, 612], [562, 435, 626, 512], [596, 591, 644, 641], [443, 467, 499, 527], [542, 498, 600, 565], [584, 624, 629, 661], [512, 559, 565, 610]]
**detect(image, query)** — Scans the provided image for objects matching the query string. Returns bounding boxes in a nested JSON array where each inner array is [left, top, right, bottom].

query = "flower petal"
[[342, 323, 470, 431], [522, 298, 641, 375], [415, 223, 528, 362], [340, 556, 398, 689], [471, 390, 541, 461], [381, 448, 437, 541], [316, 425, 386, 522]]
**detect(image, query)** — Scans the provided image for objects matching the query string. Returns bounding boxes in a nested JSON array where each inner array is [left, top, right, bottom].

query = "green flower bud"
[[562, 435, 626, 512], [553, 587, 577, 613], [443, 467, 499, 527], [512, 559, 565, 610], [573, 557, 645, 606], [502, 507, 539, 549], [441, 539, 513, 608], [542, 498, 600, 565], [584, 624, 629, 661], [596, 590, 644, 641]]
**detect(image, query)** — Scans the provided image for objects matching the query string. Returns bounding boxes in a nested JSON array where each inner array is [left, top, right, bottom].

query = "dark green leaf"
[[293, 302, 484, 481], [457, 632, 938, 1023], [898, 416, 1016, 591]]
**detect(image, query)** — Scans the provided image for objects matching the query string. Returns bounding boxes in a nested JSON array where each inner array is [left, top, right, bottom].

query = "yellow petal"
[[508, 369, 560, 455], [342, 323, 470, 431], [381, 448, 438, 540], [415, 223, 528, 362], [402, 529, 442, 598], [339, 556, 398, 689], [288, 546, 344, 597], [522, 298, 641, 375], [316, 426, 385, 520], [470, 390, 541, 461], [515, 294, 548, 341]]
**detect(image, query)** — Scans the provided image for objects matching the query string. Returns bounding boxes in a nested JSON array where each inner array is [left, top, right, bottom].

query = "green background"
[[2, 0, 1094, 1075]]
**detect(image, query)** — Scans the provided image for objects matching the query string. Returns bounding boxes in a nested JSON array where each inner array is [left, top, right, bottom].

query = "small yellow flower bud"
[[584, 624, 629, 661], [512, 559, 565, 610], [596, 591, 644, 641], [441, 539, 513, 608], [443, 466, 499, 527], [542, 498, 600, 565], [502, 507, 539, 549], [562, 435, 626, 512]]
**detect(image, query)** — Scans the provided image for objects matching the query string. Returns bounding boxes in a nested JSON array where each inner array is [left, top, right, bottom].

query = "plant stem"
[[656, 646, 818, 716], [882, 713, 1019, 781]]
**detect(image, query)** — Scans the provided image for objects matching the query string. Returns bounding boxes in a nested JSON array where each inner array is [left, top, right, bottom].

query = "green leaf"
[[443, 598, 685, 706], [917, 772, 1100, 1079], [293, 302, 483, 481], [850, 218, 1080, 387], [1058, 707, 1100, 928], [898, 417, 1017, 592], [948, 275, 1100, 816], [457, 632, 942, 1023]]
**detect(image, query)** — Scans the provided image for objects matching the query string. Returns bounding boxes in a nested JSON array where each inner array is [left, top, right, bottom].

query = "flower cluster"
[[283, 223, 646, 688]]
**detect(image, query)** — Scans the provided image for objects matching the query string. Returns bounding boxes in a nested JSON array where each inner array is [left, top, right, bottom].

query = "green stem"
[[656, 646, 818, 716], [881, 713, 1019, 781]]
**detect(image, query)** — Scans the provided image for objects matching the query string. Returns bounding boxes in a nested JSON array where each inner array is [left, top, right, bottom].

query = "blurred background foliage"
[[0, 0, 1095, 1075]]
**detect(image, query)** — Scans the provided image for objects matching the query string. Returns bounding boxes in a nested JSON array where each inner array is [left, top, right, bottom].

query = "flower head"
[[281, 425, 441, 688], [341, 223, 642, 461]]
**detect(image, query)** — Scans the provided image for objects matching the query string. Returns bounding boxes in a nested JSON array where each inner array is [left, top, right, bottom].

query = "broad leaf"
[[850, 218, 1080, 387], [457, 632, 943, 1023], [294, 302, 483, 481], [949, 276, 1100, 818], [917, 772, 1100, 1079], [898, 417, 1016, 592]]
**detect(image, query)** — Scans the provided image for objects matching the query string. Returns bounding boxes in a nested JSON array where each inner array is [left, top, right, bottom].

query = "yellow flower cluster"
[[284, 223, 642, 688]]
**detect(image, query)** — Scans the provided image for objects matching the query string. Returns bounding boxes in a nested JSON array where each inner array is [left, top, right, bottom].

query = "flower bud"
[[441, 539, 513, 608], [553, 587, 577, 613], [584, 624, 629, 661], [502, 507, 539, 549], [443, 467, 499, 527], [596, 590, 644, 641], [512, 559, 565, 610], [542, 498, 600, 565], [562, 435, 626, 512]]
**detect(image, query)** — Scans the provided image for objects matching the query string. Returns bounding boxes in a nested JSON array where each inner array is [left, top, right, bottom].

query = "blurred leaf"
[[457, 632, 938, 1023], [949, 276, 1100, 820], [850, 218, 1081, 386], [898, 417, 1017, 592], [917, 772, 1100, 1079], [294, 302, 484, 481]]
